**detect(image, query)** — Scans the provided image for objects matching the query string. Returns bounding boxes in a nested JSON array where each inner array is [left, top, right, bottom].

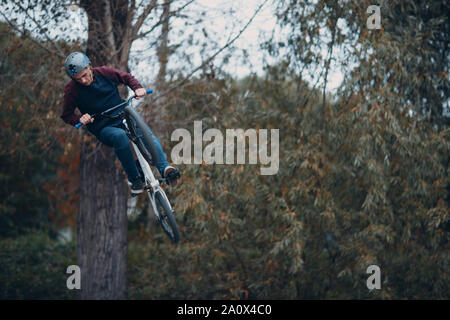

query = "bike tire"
[[155, 191, 180, 243], [124, 105, 159, 167]]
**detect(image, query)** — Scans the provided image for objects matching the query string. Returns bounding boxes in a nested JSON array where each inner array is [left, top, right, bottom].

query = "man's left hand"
[[135, 88, 147, 99]]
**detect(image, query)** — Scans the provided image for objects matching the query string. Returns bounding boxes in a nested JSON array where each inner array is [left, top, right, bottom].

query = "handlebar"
[[75, 89, 152, 128]]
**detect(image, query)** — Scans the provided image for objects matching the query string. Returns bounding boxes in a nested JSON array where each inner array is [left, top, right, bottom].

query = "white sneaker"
[[130, 179, 144, 195], [163, 166, 179, 186]]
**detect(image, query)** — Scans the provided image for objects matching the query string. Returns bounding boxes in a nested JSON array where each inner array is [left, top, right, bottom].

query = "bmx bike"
[[76, 89, 180, 243]]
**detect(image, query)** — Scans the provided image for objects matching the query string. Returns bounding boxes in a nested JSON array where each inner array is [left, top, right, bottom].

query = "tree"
[[2, 0, 267, 299], [156, 0, 171, 87], [260, 0, 450, 298], [273, 0, 449, 127], [125, 0, 448, 299], [1, 0, 196, 299], [0, 22, 69, 238], [77, 0, 200, 300]]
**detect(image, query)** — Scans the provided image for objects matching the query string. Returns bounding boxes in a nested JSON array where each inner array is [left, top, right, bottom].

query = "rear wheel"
[[155, 192, 180, 243]]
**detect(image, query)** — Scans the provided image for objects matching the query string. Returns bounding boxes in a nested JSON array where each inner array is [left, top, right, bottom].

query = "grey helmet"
[[65, 52, 91, 78]]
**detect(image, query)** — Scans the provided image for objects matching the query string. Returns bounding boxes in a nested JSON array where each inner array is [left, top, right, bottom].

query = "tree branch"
[[150, 0, 270, 103], [104, 0, 117, 55], [133, 0, 195, 41], [0, 11, 65, 59], [13, 2, 67, 58], [131, 0, 158, 39]]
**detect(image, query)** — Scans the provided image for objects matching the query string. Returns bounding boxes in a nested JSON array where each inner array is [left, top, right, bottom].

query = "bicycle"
[[76, 89, 181, 243]]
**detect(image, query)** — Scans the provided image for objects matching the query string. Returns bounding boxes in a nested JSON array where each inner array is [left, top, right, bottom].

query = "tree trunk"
[[157, 0, 171, 88], [78, 140, 128, 299], [78, 0, 131, 300], [75, 0, 186, 299]]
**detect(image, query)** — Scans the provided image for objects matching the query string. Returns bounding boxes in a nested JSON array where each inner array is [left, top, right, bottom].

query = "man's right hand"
[[80, 113, 94, 125]]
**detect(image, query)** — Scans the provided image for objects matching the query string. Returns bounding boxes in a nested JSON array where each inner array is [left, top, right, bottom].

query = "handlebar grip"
[[130, 89, 152, 100], [75, 122, 83, 128]]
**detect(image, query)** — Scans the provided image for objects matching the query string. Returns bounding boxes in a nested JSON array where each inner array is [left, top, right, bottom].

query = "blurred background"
[[0, 0, 448, 299]]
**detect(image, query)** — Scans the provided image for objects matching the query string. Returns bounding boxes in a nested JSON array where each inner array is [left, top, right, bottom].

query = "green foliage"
[[0, 23, 71, 237], [276, 0, 449, 127], [1, 0, 448, 299], [0, 231, 76, 299], [127, 66, 448, 299]]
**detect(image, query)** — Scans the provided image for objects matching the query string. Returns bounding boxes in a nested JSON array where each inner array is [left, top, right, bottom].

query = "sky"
[[1, 0, 344, 91], [130, 0, 281, 83], [131, 0, 344, 91]]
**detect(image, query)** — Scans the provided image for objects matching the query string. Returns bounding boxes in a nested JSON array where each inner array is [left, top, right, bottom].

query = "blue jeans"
[[97, 122, 169, 182]]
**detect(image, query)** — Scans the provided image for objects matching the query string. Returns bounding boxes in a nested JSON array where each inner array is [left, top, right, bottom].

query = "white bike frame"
[[122, 118, 173, 221]]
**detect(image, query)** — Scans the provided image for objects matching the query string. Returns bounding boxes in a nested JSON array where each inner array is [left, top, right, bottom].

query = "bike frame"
[[123, 117, 173, 221]]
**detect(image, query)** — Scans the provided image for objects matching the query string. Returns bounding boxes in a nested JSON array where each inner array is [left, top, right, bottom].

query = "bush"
[[0, 230, 76, 299]]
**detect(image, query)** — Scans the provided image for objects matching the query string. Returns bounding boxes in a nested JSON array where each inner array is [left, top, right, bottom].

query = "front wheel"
[[155, 191, 180, 243], [124, 105, 159, 167]]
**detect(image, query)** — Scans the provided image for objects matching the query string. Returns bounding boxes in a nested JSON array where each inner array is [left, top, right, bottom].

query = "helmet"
[[65, 52, 91, 78]]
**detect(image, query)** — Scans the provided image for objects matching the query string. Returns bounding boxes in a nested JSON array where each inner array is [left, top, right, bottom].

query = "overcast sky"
[[132, 0, 343, 90], [2, 0, 344, 91]]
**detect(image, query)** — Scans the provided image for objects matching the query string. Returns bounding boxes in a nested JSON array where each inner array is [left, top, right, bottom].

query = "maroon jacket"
[[61, 66, 143, 135]]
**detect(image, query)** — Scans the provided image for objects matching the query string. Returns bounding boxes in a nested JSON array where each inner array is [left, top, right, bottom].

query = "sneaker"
[[163, 165, 180, 186], [128, 172, 145, 186], [130, 179, 144, 195]]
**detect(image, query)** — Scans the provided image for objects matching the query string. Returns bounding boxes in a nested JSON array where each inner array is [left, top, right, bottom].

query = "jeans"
[[97, 121, 169, 182]]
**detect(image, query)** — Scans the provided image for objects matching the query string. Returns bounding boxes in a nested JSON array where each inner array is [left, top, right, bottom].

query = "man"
[[61, 52, 179, 195]]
